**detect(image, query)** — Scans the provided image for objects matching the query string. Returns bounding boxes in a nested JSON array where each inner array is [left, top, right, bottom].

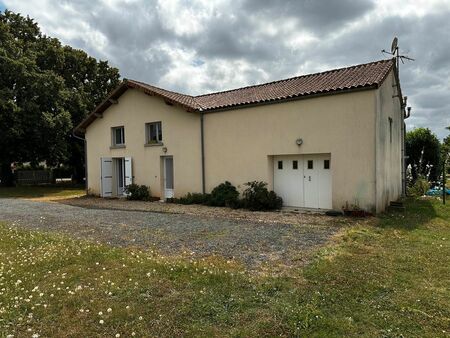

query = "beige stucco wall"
[[375, 71, 403, 212], [85, 89, 202, 197], [84, 75, 402, 212], [203, 89, 378, 212]]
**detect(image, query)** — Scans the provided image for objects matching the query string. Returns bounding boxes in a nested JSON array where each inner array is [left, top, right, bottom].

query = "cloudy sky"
[[1, 0, 449, 139]]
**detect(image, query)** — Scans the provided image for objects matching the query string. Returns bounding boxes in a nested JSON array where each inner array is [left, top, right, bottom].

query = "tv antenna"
[[382, 37, 415, 68]]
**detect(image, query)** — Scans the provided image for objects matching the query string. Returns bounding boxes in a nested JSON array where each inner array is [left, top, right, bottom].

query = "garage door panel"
[[318, 156, 332, 209], [274, 156, 303, 207], [303, 156, 319, 208]]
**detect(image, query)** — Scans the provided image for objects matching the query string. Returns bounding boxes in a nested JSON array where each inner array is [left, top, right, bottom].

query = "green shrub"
[[125, 184, 151, 201], [241, 181, 283, 211], [177, 192, 210, 205], [407, 177, 430, 196], [208, 181, 240, 207]]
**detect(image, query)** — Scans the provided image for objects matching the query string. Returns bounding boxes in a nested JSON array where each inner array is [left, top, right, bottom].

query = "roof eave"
[[74, 80, 199, 134], [201, 84, 380, 114]]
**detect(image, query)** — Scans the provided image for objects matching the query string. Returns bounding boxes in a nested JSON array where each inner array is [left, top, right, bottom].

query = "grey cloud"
[[3, 0, 450, 139], [186, 16, 277, 62], [243, 0, 375, 33], [89, 2, 173, 49]]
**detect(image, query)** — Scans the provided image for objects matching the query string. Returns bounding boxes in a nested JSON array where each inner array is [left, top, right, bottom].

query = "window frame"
[[146, 121, 163, 145], [111, 126, 125, 147]]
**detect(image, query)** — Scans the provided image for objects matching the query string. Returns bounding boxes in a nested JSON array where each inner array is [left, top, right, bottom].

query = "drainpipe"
[[72, 131, 88, 194], [200, 112, 206, 194], [402, 107, 411, 196]]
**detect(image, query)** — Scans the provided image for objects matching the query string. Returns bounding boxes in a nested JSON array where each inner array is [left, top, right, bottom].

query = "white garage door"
[[274, 154, 332, 209], [273, 156, 303, 207]]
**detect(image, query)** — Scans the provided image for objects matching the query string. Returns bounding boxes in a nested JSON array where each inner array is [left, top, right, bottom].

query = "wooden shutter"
[[124, 157, 133, 187]]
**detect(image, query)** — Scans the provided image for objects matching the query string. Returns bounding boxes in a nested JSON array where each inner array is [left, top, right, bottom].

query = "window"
[[146, 122, 162, 144], [307, 160, 313, 169], [278, 161, 283, 169], [388, 117, 393, 143], [293, 160, 298, 169], [112, 126, 125, 146], [324, 159, 330, 169]]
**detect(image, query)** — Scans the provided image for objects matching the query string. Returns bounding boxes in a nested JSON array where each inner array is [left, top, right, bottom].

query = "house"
[[74, 58, 407, 213]]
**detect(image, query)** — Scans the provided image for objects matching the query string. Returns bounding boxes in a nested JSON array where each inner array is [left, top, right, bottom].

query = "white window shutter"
[[124, 157, 133, 188], [101, 157, 113, 197]]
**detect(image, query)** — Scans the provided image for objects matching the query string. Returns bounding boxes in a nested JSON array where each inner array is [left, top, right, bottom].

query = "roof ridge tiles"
[[194, 58, 393, 99]]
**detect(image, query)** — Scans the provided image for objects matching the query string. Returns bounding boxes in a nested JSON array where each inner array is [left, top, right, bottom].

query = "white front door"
[[116, 158, 125, 196], [101, 157, 113, 197], [273, 156, 303, 207], [163, 157, 174, 199]]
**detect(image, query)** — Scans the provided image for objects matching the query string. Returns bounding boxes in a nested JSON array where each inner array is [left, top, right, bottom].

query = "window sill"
[[110, 144, 126, 149], [144, 142, 164, 147]]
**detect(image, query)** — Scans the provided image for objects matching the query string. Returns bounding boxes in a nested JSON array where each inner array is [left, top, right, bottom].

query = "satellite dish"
[[391, 37, 398, 54]]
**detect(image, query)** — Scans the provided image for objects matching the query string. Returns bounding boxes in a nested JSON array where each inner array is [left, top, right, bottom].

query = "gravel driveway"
[[0, 198, 344, 272]]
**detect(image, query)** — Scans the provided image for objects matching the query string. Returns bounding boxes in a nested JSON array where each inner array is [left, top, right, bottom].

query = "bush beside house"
[[177, 192, 211, 205], [174, 181, 282, 211], [125, 184, 151, 201], [241, 181, 283, 211], [208, 181, 240, 208]]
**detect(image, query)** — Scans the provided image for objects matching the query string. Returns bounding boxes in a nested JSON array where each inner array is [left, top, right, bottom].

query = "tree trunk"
[[0, 162, 15, 186]]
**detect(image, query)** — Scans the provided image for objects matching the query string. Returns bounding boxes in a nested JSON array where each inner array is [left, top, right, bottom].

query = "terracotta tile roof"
[[127, 80, 201, 111], [75, 59, 394, 132], [194, 59, 394, 111]]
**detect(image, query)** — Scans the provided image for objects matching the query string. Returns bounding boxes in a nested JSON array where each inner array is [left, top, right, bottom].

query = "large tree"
[[405, 127, 441, 182], [0, 10, 120, 185]]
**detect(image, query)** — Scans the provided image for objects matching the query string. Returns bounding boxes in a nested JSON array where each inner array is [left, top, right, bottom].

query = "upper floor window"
[[146, 121, 162, 144], [112, 126, 125, 146]]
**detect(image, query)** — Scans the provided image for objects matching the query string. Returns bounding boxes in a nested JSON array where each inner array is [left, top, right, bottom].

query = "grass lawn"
[[0, 198, 448, 337], [0, 185, 85, 199]]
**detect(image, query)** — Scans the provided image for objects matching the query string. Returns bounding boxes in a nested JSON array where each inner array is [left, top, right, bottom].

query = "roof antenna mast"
[[382, 37, 415, 71], [382, 37, 414, 199]]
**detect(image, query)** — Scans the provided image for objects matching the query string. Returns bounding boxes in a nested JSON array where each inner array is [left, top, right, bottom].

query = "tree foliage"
[[0, 10, 120, 185], [443, 126, 450, 160], [405, 128, 441, 182]]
